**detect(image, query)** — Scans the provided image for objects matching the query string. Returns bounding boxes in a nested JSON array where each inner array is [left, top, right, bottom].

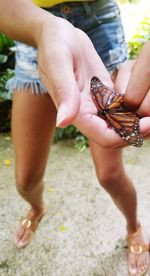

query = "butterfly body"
[[97, 109, 109, 117], [91, 76, 143, 147]]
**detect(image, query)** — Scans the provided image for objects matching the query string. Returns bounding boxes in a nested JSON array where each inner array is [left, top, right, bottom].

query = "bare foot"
[[128, 225, 150, 276], [14, 207, 46, 249]]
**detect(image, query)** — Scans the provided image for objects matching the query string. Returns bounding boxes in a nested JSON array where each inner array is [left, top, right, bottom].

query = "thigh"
[[12, 90, 57, 178], [7, 39, 57, 178]]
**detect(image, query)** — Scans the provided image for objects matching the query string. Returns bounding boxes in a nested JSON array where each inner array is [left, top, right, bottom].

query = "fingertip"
[[140, 117, 150, 138], [124, 90, 140, 111], [56, 101, 80, 128]]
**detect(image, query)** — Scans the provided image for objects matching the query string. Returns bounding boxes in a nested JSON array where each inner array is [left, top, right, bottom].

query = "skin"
[[125, 41, 150, 118], [12, 61, 150, 275], [89, 64, 150, 275], [0, 0, 150, 274], [0, 0, 150, 147]]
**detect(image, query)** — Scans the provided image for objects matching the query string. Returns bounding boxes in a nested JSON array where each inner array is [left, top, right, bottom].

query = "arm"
[[124, 41, 150, 117], [0, 0, 130, 148], [0, 0, 50, 46]]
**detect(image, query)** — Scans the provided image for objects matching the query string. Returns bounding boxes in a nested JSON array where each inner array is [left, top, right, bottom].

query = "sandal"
[[15, 209, 46, 249], [128, 225, 149, 276]]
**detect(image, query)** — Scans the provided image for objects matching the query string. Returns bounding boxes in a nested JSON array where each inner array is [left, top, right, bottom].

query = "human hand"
[[2, 1, 149, 146], [37, 15, 127, 148], [114, 59, 150, 144], [0, 0, 125, 148]]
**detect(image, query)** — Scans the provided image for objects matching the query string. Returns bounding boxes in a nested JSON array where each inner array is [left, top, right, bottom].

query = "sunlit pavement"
[[0, 134, 150, 275]]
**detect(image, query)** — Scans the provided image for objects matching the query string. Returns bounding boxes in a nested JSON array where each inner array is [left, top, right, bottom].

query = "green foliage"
[[54, 126, 89, 151], [0, 99, 12, 132], [74, 134, 89, 152], [119, 0, 139, 3], [0, 69, 14, 101], [54, 125, 77, 141], [0, 33, 14, 52], [128, 17, 150, 59], [0, 33, 14, 71], [0, 54, 7, 64], [0, 33, 15, 102], [0, 33, 14, 132]]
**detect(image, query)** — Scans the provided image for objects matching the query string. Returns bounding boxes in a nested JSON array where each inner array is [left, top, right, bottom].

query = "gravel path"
[[0, 133, 150, 276]]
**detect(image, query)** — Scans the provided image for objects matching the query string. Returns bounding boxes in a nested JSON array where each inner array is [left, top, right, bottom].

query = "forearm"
[[0, 0, 53, 46]]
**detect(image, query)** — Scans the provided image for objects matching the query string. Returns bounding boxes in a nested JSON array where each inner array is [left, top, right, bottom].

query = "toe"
[[14, 208, 46, 249], [14, 225, 26, 245], [16, 229, 33, 249], [137, 253, 149, 275], [129, 263, 138, 275]]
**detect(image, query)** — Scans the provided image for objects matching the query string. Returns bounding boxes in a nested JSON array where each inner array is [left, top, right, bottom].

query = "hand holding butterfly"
[[0, 0, 123, 147], [39, 17, 146, 149], [1, 0, 148, 148], [37, 18, 126, 148], [29, 16, 150, 148]]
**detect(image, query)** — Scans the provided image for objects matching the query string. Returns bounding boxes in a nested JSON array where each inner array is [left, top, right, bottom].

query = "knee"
[[16, 170, 42, 193], [95, 166, 121, 191]]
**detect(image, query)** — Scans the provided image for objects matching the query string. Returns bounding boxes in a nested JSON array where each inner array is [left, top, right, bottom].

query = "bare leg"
[[90, 140, 150, 275], [12, 90, 57, 248]]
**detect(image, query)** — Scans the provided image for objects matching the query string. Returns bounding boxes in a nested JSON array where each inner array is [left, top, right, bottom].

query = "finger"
[[40, 51, 81, 127], [140, 117, 150, 138], [73, 113, 125, 149], [77, 29, 113, 87], [114, 60, 135, 94], [75, 114, 150, 148], [124, 41, 150, 110], [137, 88, 150, 117]]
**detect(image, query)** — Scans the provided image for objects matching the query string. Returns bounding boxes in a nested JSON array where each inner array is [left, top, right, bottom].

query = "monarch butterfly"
[[91, 76, 143, 147]]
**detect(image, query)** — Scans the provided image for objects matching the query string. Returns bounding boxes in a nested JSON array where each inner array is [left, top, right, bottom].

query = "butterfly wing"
[[90, 77, 143, 147], [105, 106, 143, 147], [91, 76, 115, 109]]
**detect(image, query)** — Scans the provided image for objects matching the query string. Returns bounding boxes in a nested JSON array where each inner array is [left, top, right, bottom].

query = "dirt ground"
[[0, 133, 150, 276]]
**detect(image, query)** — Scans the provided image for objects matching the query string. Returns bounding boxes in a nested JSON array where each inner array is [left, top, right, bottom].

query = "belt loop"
[[82, 1, 92, 16]]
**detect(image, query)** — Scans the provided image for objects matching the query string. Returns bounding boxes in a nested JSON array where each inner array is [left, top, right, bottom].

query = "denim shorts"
[[7, 0, 128, 95]]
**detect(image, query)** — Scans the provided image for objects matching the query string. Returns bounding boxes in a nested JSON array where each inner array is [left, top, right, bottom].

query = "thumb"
[[56, 82, 81, 128], [50, 59, 81, 127], [40, 54, 81, 127], [51, 72, 81, 128]]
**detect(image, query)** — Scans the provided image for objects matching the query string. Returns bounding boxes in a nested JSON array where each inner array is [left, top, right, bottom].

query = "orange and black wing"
[[91, 76, 115, 109], [105, 100, 143, 147], [90, 76, 143, 147]]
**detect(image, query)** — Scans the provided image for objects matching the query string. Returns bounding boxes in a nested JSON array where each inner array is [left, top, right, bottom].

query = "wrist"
[[0, 0, 56, 47], [34, 11, 57, 48]]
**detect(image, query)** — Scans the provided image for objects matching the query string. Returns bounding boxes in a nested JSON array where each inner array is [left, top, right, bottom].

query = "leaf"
[[127, 158, 138, 165], [59, 225, 68, 232], [4, 136, 11, 141], [0, 54, 8, 64], [4, 159, 11, 166], [48, 187, 55, 192]]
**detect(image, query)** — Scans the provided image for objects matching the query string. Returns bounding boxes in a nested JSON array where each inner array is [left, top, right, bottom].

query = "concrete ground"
[[0, 133, 150, 276]]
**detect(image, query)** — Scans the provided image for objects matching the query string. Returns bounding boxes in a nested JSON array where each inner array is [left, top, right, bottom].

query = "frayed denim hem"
[[6, 77, 48, 95]]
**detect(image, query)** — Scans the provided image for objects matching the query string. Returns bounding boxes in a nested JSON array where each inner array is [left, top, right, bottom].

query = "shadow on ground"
[[0, 134, 150, 276]]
